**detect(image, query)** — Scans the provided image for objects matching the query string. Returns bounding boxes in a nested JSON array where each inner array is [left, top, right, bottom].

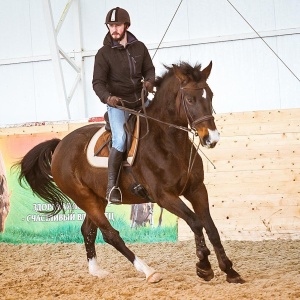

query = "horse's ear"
[[172, 64, 188, 84], [202, 61, 213, 80]]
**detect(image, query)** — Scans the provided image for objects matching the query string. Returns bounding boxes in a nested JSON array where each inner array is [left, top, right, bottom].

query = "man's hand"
[[143, 81, 154, 93], [107, 96, 121, 107]]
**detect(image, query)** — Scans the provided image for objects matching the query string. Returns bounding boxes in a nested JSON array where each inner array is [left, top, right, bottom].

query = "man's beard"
[[111, 29, 126, 42]]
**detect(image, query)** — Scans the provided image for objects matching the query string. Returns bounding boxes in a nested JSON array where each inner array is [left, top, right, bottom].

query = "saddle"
[[93, 112, 139, 165], [86, 111, 152, 202]]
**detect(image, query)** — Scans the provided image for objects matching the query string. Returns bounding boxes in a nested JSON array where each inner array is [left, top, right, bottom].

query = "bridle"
[[175, 83, 216, 194], [117, 82, 214, 138], [116, 82, 216, 195], [179, 83, 214, 131]]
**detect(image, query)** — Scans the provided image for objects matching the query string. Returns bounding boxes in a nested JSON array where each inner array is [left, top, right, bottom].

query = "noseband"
[[179, 84, 214, 130]]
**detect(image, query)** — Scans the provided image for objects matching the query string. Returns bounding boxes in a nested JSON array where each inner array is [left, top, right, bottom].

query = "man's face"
[[108, 23, 126, 41]]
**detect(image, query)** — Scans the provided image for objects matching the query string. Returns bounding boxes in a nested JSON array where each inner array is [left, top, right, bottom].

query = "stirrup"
[[106, 186, 122, 204]]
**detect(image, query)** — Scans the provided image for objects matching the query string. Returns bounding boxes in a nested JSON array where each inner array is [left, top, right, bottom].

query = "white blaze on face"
[[207, 129, 220, 146]]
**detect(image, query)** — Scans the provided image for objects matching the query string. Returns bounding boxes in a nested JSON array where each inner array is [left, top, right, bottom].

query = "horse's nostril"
[[209, 141, 217, 148], [207, 129, 220, 147], [203, 135, 218, 148], [205, 140, 215, 148]]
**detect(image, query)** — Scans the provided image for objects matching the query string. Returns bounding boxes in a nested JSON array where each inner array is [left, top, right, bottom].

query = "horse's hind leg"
[[81, 216, 109, 278], [77, 194, 162, 283], [96, 214, 161, 283]]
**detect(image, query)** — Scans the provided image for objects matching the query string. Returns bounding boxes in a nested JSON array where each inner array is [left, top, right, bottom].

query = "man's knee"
[[112, 134, 126, 152]]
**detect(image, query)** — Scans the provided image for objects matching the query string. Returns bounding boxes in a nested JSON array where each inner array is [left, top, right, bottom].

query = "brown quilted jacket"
[[92, 31, 155, 108]]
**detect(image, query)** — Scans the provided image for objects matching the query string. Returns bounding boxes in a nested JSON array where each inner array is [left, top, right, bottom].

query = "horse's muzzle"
[[201, 129, 220, 148]]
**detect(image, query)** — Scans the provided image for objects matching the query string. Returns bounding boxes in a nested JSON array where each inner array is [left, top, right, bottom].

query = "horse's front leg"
[[156, 194, 215, 281], [81, 215, 109, 278], [194, 232, 214, 281], [184, 183, 245, 284]]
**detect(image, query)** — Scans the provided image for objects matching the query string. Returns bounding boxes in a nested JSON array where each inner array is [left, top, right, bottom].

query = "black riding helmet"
[[105, 7, 130, 27]]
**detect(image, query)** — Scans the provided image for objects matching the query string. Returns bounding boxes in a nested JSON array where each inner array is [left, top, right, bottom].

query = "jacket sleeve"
[[142, 44, 155, 84], [92, 50, 111, 104]]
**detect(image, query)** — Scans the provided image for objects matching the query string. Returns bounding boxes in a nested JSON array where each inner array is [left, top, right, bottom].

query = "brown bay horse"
[[16, 61, 244, 284]]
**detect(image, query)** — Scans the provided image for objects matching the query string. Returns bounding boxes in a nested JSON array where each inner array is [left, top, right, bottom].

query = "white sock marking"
[[133, 256, 156, 279], [88, 257, 109, 278]]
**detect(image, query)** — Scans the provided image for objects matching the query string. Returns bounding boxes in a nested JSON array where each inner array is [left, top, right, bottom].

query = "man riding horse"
[[92, 7, 155, 204]]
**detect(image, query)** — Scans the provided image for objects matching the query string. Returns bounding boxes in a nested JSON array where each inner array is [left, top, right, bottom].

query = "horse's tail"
[[15, 138, 72, 216]]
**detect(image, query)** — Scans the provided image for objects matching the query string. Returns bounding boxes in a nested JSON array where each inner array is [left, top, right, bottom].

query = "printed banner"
[[0, 126, 177, 244]]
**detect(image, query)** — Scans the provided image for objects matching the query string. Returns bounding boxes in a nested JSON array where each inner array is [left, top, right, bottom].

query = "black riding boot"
[[106, 147, 124, 204]]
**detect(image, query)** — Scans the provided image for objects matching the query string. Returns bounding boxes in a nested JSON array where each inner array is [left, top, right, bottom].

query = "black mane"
[[155, 62, 202, 88]]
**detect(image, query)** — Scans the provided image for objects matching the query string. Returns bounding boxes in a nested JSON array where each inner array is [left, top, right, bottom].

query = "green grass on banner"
[[0, 214, 177, 244]]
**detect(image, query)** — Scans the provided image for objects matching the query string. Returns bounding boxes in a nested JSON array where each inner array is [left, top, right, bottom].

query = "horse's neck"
[[148, 84, 184, 124], [145, 94, 190, 149]]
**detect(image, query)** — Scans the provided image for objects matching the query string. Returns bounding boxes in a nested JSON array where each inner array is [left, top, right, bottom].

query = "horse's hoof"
[[226, 275, 245, 284], [146, 272, 162, 283], [196, 266, 214, 281]]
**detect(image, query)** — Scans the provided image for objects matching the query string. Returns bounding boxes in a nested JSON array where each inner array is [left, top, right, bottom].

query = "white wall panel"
[[275, 0, 300, 29], [80, 0, 107, 50], [189, 38, 282, 113], [151, 0, 190, 43], [28, 0, 50, 56], [277, 35, 300, 109], [0, 0, 32, 59], [0, 63, 36, 123], [83, 56, 106, 118], [0, 0, 299, 125], [228, 0, 277, 32], [48, 0, 78, 53], [33, 61, 68, 121], [186, 0, 250, 39]]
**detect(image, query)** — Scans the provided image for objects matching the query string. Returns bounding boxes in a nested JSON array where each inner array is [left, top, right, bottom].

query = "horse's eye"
[[186, 97, 194, 103]]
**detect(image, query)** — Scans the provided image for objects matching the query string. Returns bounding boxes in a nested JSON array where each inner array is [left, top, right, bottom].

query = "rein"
[[116, 87, 197, 137], [117, 84, 214, 137], [116, 84, 216, 195]]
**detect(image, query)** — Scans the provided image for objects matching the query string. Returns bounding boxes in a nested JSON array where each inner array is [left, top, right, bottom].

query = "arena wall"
[[1, 108, 299, 241], [178, 108, 300, 241]]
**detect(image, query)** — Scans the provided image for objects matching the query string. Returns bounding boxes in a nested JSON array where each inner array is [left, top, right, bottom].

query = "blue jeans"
[[107, 99, 150, 152], [107, 105, 130, 152]]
